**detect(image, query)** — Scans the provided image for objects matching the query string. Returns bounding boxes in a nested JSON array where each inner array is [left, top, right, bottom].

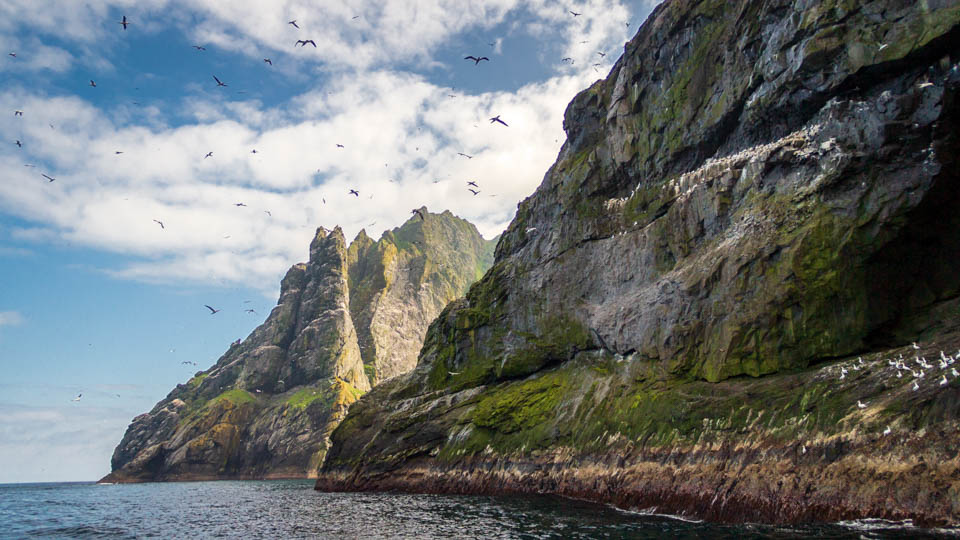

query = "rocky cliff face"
[[348, 211, 496, 384], [317, 0, 960, 526], [101, 209, 495, 482]]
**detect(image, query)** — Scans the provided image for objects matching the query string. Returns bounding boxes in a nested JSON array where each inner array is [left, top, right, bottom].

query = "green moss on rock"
[[286, 387, 330, 411], [471, 370, 567, 435], [210, 388, 256, 406]]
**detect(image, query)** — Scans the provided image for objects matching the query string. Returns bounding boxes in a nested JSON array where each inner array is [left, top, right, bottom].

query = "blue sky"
[[0, 0, 661, 483]]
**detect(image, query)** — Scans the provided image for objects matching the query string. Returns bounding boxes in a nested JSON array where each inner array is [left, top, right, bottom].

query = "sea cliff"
[[316, 0, 960, 525]]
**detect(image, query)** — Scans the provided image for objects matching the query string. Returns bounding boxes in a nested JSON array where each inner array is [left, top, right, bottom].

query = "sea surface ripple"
[[0, 480, 955, 539]]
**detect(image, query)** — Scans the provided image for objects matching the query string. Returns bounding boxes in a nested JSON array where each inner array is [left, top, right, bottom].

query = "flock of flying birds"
[[7, 11, 587, 205], [7, 8, 622, 401], [9, 7, 618, 194]]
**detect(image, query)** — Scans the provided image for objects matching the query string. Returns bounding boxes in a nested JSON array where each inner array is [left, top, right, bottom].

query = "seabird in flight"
[[245, 309, 257, 314], [467, 181, 478, 187], [464, 55, 489, 65], [42, 173, 55, 182], [213, 75, 227, 87], [193, 45, 206, 51], [153, 219, 164, 229], [412, 208, 425, 221], [336, 143, 344, 148], [204, 151, 213, 158], [457, 152, 473, 159], [72, 393, 82, 402], [264, 58, 272, 65], [234, 202, 247, 207], [288, 20, 299, 29], [118, 15, 129, 30], [468, 189, 480, 195], [15, 140, 21, 147], [204, 305, 221, 314], [89, 80, 97, 87], [14, 110, 23, 116], [295, 39, 317, 47], [348, 189, 359, 197], [570, 10, 581, 16], [489, 115, 508, 126]]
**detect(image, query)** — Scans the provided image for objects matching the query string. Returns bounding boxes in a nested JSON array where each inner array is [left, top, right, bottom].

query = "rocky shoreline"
[[317, 337, 960, 526]]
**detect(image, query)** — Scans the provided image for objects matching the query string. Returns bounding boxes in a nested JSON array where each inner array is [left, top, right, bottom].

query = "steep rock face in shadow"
[[317, 0, 960, 526], [102, 210, 495, 482]]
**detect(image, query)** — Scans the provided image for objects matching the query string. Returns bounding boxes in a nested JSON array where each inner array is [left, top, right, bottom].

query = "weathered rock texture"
[[101, 209, 495, 482], [317, 0, 960, 526]]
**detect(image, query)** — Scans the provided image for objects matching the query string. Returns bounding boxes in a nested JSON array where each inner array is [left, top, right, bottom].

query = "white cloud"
[[0, 0, 664, 293], [0, 42, 74, 73], [0, 403, 135, 482], [0, 311, 24, 327], [178, 0, 522, 71], [0, 64, 596, 291], [0, 246, 34, 257]]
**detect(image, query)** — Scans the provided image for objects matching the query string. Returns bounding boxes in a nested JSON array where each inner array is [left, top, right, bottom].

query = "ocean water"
[[0, 480, 954, 539]]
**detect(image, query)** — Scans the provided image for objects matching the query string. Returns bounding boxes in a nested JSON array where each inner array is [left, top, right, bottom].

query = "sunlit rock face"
[[101, 210, 495, 482], [317, 0, 960, 526]]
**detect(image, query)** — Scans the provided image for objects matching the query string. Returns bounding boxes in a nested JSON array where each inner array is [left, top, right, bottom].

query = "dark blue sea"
[[0, 480, 955, 539]]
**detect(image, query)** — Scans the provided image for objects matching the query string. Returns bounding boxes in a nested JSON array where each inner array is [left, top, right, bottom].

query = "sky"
[[0, 0, 661, 483]]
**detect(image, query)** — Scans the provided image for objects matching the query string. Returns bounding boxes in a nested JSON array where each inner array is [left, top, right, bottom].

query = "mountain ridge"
[[101, 208, 496, 482]]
